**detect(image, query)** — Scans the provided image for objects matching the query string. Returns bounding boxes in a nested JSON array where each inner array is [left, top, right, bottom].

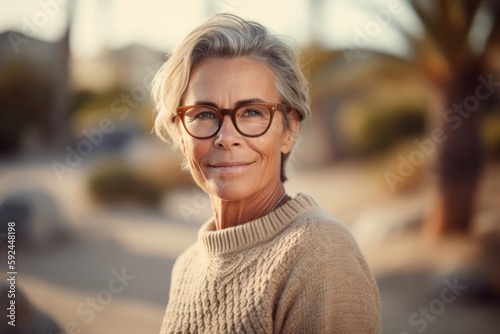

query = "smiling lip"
[[208, 162, 253, 172]]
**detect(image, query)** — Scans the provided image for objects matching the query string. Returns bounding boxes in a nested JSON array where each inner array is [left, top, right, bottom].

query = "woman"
[[152, 13, 381, 333]]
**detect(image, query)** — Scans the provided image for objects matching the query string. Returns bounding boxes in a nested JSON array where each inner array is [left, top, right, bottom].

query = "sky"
[[0, 0, 422, 58]]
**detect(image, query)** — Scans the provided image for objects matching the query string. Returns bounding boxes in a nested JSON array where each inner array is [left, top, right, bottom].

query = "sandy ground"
[[1, 160, 499, 333]]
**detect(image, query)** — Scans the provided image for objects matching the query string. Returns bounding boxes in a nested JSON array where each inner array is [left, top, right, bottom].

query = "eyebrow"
[[193, 98, 267, 109]]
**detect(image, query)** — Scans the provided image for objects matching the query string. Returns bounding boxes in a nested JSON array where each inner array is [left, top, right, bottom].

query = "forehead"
[[183, 57, 280, 106]]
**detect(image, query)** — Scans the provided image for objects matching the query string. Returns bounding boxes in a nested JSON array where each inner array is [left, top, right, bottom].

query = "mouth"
[[208, 162, 253, 173]]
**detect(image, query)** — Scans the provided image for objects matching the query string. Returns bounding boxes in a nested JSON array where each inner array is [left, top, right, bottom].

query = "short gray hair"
[[151, 13, 311, 182]]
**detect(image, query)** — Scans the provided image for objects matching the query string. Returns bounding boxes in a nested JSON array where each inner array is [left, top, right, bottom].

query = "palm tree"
[[310, 0, 500, 236], [406, 0, 499, 236]]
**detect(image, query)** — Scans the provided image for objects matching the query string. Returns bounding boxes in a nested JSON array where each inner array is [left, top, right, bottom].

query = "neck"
[[210, 184, 287, 230]]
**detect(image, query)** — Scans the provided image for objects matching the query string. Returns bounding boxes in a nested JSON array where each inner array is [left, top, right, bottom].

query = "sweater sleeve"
[[274, 219, 381, 334]]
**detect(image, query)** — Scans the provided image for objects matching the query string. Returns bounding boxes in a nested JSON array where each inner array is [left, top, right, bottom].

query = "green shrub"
[[343, 104, 426, 156], [88, 162, 164, 208]]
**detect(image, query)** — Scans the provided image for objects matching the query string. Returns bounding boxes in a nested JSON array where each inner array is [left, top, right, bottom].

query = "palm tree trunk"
[[423, 62, 485, 236]]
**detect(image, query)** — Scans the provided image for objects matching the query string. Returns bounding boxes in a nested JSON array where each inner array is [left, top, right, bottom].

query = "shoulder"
[[286, 194, 379, 286], [281, 195, 374, 278], [273, 195, 381, 332], [286, 196, 361, 254], [170, 242, 201, 279]]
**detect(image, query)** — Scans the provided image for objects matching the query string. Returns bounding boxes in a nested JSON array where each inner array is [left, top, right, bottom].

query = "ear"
[[281, 117, 299, 155]]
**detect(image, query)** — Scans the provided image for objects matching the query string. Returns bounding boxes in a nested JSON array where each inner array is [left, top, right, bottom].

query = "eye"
[[241, 107, 265, 118], [195, 111, 218, 120], [185, 107, 218, 121]]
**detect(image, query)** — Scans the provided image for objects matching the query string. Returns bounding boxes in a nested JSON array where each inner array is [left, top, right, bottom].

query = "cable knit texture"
[[160, 193, 381, 333]]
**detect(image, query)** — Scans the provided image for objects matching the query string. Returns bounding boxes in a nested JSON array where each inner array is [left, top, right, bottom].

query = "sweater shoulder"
[[170, 242, 201, 276], [280, 206, 374, 279], [273, 205, 381, 333], [289, 206, 360, 251]]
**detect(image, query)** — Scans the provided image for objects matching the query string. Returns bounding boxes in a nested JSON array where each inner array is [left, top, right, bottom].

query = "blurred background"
[[0, 0, 499, 333]]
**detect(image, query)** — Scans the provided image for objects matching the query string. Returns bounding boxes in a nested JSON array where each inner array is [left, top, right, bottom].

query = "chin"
[[205, 179, 254, 201]]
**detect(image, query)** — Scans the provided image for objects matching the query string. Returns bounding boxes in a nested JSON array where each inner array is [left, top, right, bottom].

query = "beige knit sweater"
[[160, 193, 381, 333]]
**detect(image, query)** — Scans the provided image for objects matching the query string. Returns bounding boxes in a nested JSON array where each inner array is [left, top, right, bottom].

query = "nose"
[[214, 115, 242, 149]]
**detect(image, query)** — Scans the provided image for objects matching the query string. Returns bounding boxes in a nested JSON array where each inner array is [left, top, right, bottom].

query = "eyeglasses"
[[175, 102, 293, 139]]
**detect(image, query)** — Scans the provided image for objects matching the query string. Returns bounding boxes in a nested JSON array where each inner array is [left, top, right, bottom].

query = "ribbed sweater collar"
[[198, 193, 318, 256]]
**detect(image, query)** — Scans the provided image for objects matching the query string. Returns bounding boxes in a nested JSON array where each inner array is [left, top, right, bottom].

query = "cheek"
[[181, 135, 207, 171], [183, 140, 212, 191], [252, 129, 284, 166], [266, 122, 288, 154]]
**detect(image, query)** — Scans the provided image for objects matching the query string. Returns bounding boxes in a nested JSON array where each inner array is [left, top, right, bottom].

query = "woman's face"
[[180, 57, 296, 201]]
